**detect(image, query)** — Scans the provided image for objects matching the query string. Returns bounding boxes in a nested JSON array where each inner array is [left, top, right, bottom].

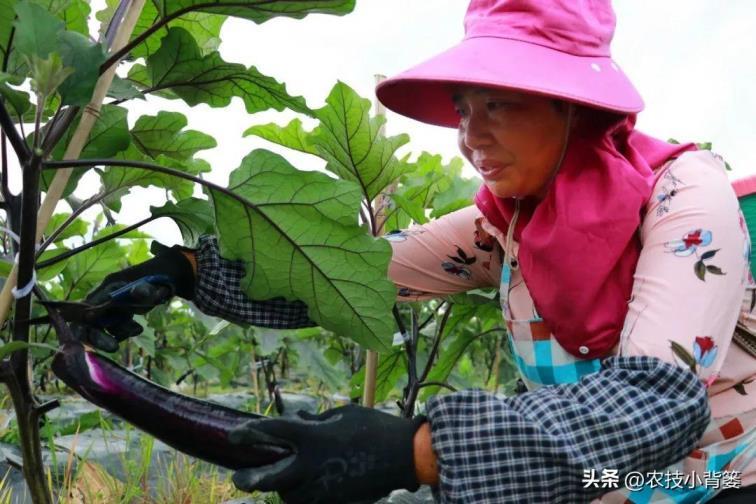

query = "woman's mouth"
[[475, 161, 511, 180]]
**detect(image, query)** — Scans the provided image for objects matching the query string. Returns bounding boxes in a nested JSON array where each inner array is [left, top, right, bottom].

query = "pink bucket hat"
[[376, 0, 644, 127]]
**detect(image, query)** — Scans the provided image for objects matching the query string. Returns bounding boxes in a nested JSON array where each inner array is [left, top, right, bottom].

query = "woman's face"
[[454, 86, 573, 199]]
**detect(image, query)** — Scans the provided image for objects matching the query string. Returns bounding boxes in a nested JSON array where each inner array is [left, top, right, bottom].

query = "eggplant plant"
[[0, 0, 509, 500]]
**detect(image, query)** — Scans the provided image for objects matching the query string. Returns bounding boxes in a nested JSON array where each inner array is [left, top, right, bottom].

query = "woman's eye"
[[487, 101, 510, 111], [454, 106, 468, 118]]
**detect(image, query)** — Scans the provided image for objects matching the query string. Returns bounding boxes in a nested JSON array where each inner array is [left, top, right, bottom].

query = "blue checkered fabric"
[[193, 235, 314, 328], [191, 235, 712, 503], [425, 356, 710, 503]]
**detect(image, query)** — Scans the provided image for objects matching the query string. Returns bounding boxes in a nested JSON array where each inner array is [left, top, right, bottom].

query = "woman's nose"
[[461, 112, 493, 150]]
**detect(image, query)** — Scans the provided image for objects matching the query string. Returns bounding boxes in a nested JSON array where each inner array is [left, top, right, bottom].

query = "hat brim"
[[376, 36, 644, 128]]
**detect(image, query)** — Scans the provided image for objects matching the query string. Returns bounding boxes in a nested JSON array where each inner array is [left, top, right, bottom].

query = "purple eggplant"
[[51, 342, 291, 469]]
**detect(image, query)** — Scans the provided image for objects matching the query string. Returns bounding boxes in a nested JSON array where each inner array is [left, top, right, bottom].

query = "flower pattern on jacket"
[[655, 169, 684, 217], [669, 336, 720, 387], [441, 245, 475, 279], [664, 229, 726, 281]]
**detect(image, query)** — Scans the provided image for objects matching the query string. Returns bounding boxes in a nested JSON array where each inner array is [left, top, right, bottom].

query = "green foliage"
[[12, 0, 105, 105], [97, 0, 225, 60], [0, 72, 31, 117], [99, 144, 210, 210], [128, 27, 310, 114], [245, 81, 410, 202], [162, 0, 356, 24], [151, 198, 214, 247], [349, 347, 406, 403], [42, 104, 131, 198], [43, 212, 88, 243], [131, 111, 217, 161], [383, 153, 469, 230], [0, 5, 517, 493], [208, 149, 396, 351]]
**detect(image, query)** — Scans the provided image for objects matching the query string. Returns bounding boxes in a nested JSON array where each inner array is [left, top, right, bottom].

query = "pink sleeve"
[[619, 151, 748, 386], [386, 205, 502, 301]]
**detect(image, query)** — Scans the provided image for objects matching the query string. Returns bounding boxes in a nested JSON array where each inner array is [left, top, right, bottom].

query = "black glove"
[[229, 405, 426, 504], [75, 241, 196, 352]]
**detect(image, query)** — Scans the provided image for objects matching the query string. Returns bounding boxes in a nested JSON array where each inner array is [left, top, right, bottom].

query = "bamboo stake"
[[250, 333, 261, 414], [0, 0, 147, 326], [363, 74, 392, 408]]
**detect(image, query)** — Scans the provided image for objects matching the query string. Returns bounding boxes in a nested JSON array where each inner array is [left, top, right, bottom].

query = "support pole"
[[0, 0, 147, 327], [363, 74, 391, 408]]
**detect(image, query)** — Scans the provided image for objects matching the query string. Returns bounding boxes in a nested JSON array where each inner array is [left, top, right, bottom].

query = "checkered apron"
[[500, 242, 756, 502]]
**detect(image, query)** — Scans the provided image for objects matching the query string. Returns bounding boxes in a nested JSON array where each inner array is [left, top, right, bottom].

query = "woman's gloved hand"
[[229, 404, 427, 504], [76, 241, 196, 352]]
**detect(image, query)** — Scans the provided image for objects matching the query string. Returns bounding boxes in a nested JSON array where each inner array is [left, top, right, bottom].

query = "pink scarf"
[[474, 114, 697, 358]]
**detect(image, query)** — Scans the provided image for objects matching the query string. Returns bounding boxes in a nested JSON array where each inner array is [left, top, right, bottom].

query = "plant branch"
[[37, 214, 157, 269], [32, 95, 44, 151], [419, 303, 452, 383], [99, 1, 287, 74], [0, 0, 147, 329], [418, 300, 446, 332], [416, 381, 457, 392], [41, 106, 78, 158], [1, 132, 10, 203], [361, 200, 377, 236], [1, 26, 14, 73], [43, 158, 282, 214], [0, 98, 30, 163], [8, 151, 52, 503], [36, 189, 112, 257]]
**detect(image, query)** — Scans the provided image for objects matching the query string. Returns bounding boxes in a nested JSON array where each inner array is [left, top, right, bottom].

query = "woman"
[[84, 0, 755, 502]]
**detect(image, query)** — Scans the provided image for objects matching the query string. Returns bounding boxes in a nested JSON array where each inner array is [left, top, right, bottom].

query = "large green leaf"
[[0, 71, 31, 118], [150, 198, 214, 246], [107, 75, 144, 101], [246, 82, 410, 202], [97, 0, 225, 60], [384, 153, 466, 230], [34, 0, 90, 35], [130, 27, 309, 115], [244, 118, 317, 156], [60, 240, 124, 299], [311, 82, 410, 201], [36, 246, 71, 281], [430, 175, 479, 218], [131, 111, 216, 160], [99, 144, 210, 210], [12, 1, 63, 59], [208, 149, 395, 351], [44, 212, 89, 243], [12, 1, 104, 104], [160, 0, 355, 23], [43, 104, 131, 198], [56, 30, 107, 106]]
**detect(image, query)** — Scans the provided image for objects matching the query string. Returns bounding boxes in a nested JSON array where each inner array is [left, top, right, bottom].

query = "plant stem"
[[32, 94, 45, 151], [37, 214, 157, 269], [41, 106, 78, 159], [418, 300, 446, 332], [419, 303, 452, 383], [36, 190, 111, 257], [6, 152, 52, 503], [99, 1, 283, 74], [2, 26, 15, 73], [0, 98, 30, 163], [417, 381, 457, 392]]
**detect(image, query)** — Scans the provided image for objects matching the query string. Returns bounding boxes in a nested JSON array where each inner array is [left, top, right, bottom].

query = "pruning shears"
[[33, 274, 174, 327]]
